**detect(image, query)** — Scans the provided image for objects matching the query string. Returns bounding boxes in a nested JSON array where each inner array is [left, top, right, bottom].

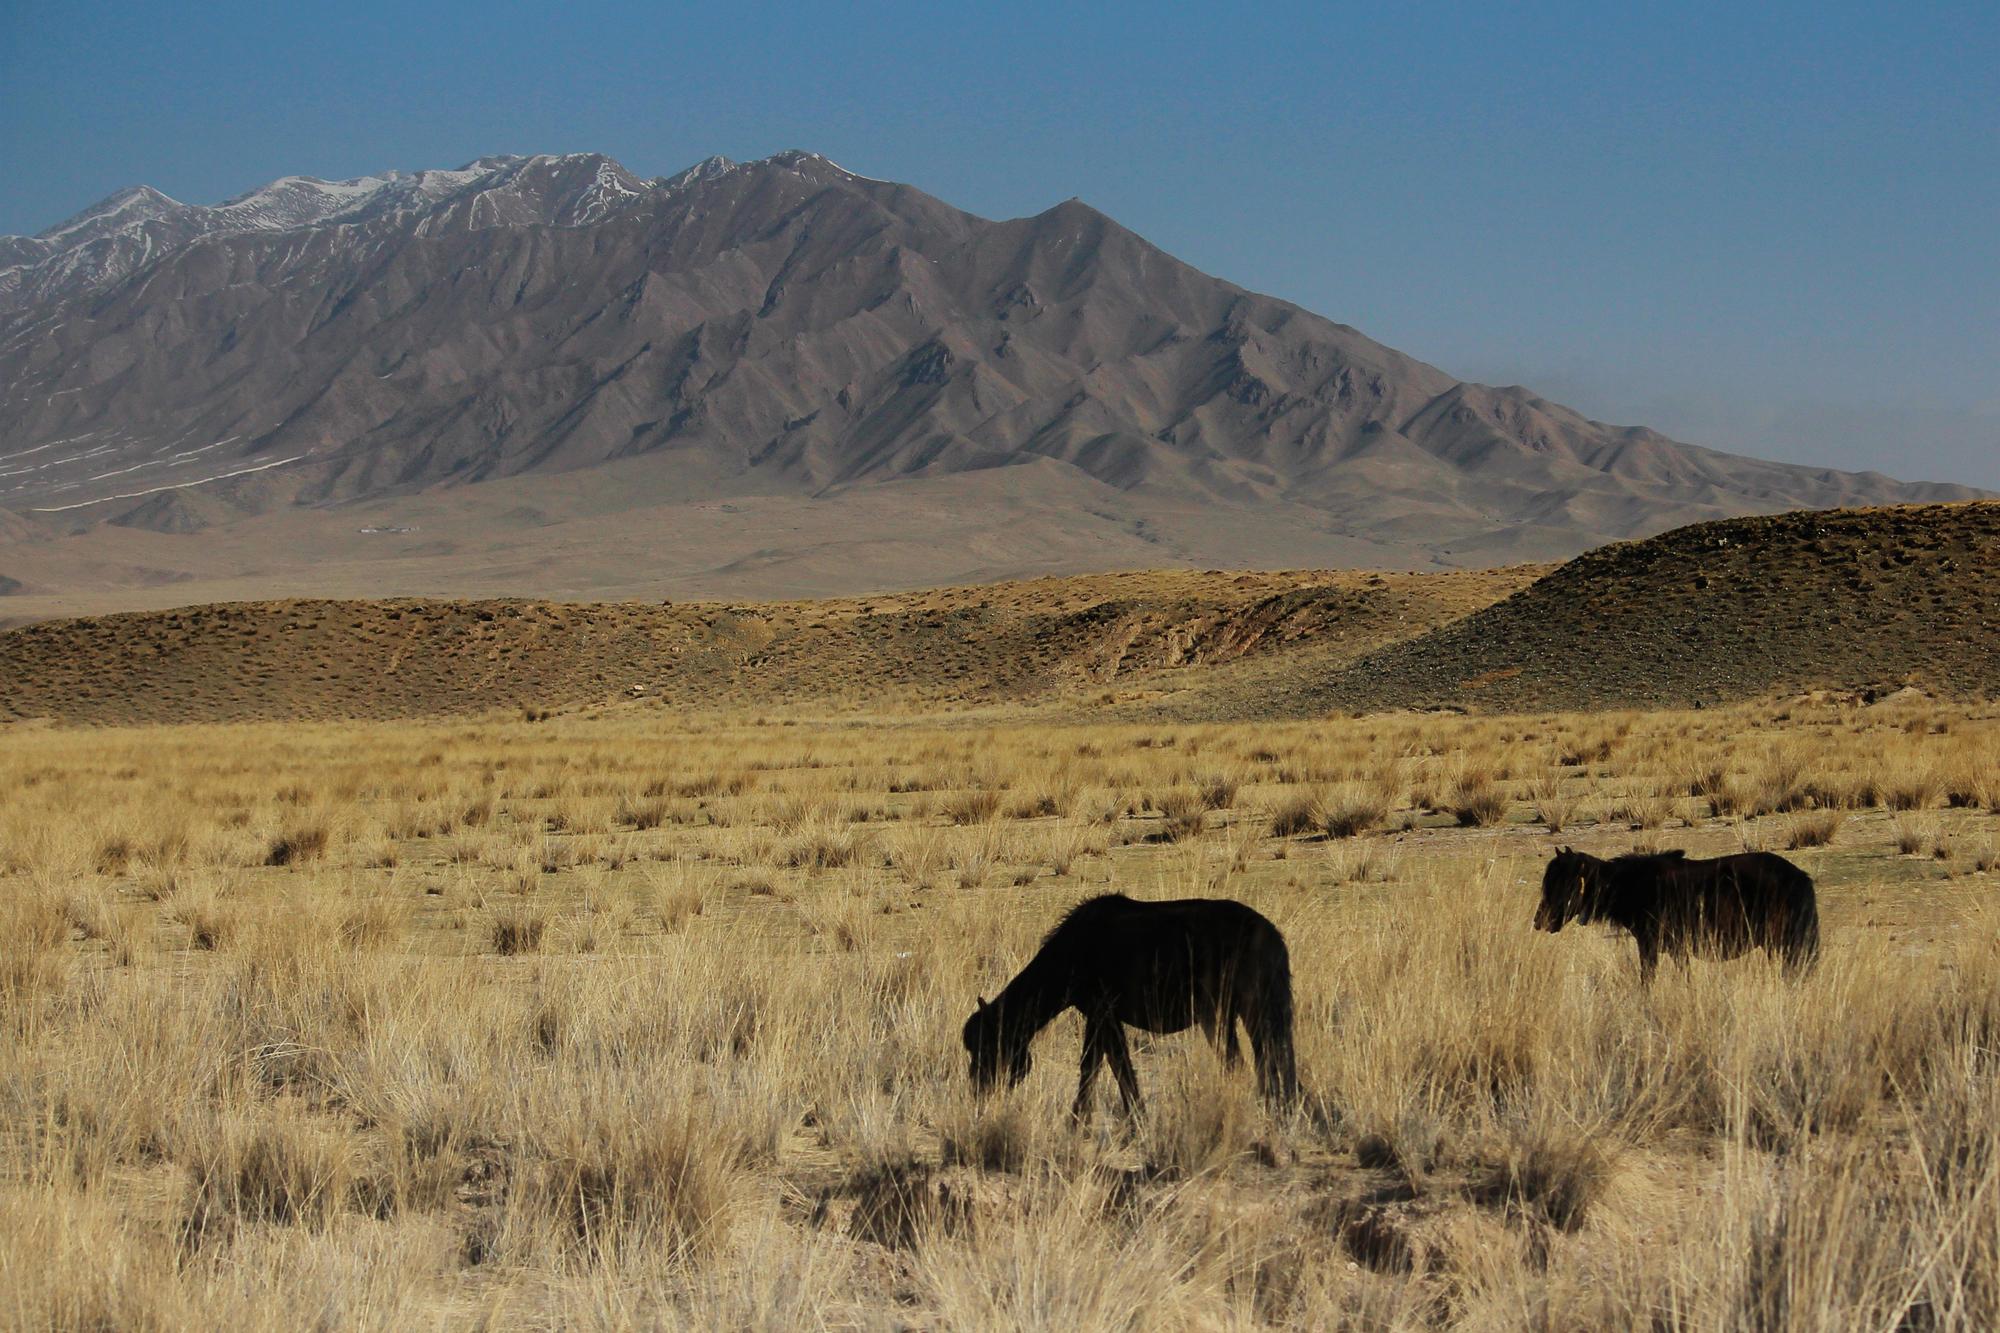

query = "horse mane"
[[1041, 893, 1137, 947], [1612, 849, 1687, 864]]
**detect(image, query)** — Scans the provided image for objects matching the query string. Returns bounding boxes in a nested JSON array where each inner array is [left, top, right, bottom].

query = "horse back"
[[1068, 898, 1290, 1023], [1662, 851, 1817, 961]]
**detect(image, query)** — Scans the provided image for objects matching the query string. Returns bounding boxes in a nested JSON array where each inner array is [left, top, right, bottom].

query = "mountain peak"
[[33, 183, 182, 244], [0, 150, 1985, 569]]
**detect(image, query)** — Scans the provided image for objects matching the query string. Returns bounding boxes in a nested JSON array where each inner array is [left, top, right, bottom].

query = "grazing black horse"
[[961, 894, 1299, 1116], [1534, 847, 1820, 981]]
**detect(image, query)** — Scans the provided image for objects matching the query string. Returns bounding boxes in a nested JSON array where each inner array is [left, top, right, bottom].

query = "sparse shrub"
[[1041, 822, 1088, 876], [1159, 790, 1209, 842], [1008, 780, 1077, 820], [178, 1111, 358, 1243], [168, 893, 235, 951], [1268, 788, 1323, 839], [1528, 769, 1576, 832], [338, 896, 409, 949], [1845, 771, 1885, 809], [1142, 1068, 1257, 1179], [941, 1101, 1031, 1174], [656, 888, 705, 932], [887, 825, 948, 885], [1085, 791, 1135, 825], [59, 889, 115, 942], [1893, 814, 1937, 857], [0, 888, 69, 1027], [355, 836, 400, 869], [93, 832, 140, 876], [1471, 1122, 1616, 1233], [1451, 777, 1511, 828], [1608, 791, 1672, 830], [131, 864, 188, 901], [802, 894, 880, 952], [545, 793, 616, 835], [1558, 732, 1615, 767], [954, 848, 992, 890], [616, 793, 675, 830], [1325, 840, 1400, 883], [1681, 753, 1730, 801], [1713, 777, 1759, 821], [1355, 1109, 1446, 1187], [941, 788, 1003, 825], [1786, 809, 1846, 849], [527, 1106, 736, 1265], [1195, 772, 1240, 811], [491, 907, 549, 956], [782, 818, 871, 870], [265, 819, 332, 867], [385, 799, 450, 840], [1753, 746, 1812, 814], [108, 918, 146, 968], [847, 1155, 964, 1250], [1323, 783, 1390, 838], [1888, 770, 1941, 811]]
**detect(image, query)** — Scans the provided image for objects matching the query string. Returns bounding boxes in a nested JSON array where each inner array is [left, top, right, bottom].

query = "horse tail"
[[1254, 925, 1300, 1106]]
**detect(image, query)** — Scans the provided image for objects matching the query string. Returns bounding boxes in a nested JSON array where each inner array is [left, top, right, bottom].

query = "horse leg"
[[1248, 1025, 1287, 1107], [1637, 938, 1660, 985], [1202, 1005, 1244, 1071], [1072, 1025, 1108, 1121], [1097, 1020, 1144, 1118], [1246, 995, 1299, 1108]]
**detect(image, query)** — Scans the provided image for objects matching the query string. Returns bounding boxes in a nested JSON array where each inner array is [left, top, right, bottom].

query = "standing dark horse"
[[961, 894, 1299, 1116], [1534, 847, 1819, 981]]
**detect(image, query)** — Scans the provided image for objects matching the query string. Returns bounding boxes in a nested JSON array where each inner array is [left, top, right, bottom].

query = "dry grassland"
[[4, 694, 2000, 1330]]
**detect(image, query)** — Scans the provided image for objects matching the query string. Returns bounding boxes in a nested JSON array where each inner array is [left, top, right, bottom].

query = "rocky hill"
[[1281, 501, 2000, 715], [0, 566, 1539, 726], [2, 151, 1983, 600]]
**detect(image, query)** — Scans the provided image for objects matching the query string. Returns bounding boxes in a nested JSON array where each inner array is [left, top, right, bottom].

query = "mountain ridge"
[[0, 150, 1985, 605]]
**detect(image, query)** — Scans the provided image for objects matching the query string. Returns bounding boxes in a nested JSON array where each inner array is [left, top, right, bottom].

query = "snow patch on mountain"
[[0, 151, 781, 314]]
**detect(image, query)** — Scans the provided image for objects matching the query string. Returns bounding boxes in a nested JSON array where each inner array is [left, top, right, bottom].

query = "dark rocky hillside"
[[1281, 501, 2000, 715]]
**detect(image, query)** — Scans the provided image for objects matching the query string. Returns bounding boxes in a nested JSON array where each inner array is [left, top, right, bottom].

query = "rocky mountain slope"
[[1281, 500, 2000, 715], [2, 150, 1983, 597]]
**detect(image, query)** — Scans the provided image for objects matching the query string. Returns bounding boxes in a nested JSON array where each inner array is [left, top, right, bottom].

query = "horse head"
[[1535, 847, 1599, 932], [962, 995, 1033, 1093]]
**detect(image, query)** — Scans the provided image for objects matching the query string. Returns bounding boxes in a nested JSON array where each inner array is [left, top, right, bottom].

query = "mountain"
[[0, 151, 1985, 610]]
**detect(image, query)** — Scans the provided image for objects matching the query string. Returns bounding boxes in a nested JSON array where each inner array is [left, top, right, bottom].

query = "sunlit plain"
[[3, 696, 1998, 1329]]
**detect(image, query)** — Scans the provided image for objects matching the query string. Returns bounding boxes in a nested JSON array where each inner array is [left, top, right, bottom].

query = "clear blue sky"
[[4, 0, 1995, 485]]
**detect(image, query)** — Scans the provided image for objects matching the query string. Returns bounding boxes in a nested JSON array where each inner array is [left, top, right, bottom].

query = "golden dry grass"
[[2, 693, 1999, 1328]]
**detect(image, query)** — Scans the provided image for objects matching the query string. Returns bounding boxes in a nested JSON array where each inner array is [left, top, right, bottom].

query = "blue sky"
[[3, 0, 1995, 485]]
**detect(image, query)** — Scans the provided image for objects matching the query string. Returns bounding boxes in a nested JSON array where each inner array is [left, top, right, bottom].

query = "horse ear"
[[976, 995, 989, 1010]]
